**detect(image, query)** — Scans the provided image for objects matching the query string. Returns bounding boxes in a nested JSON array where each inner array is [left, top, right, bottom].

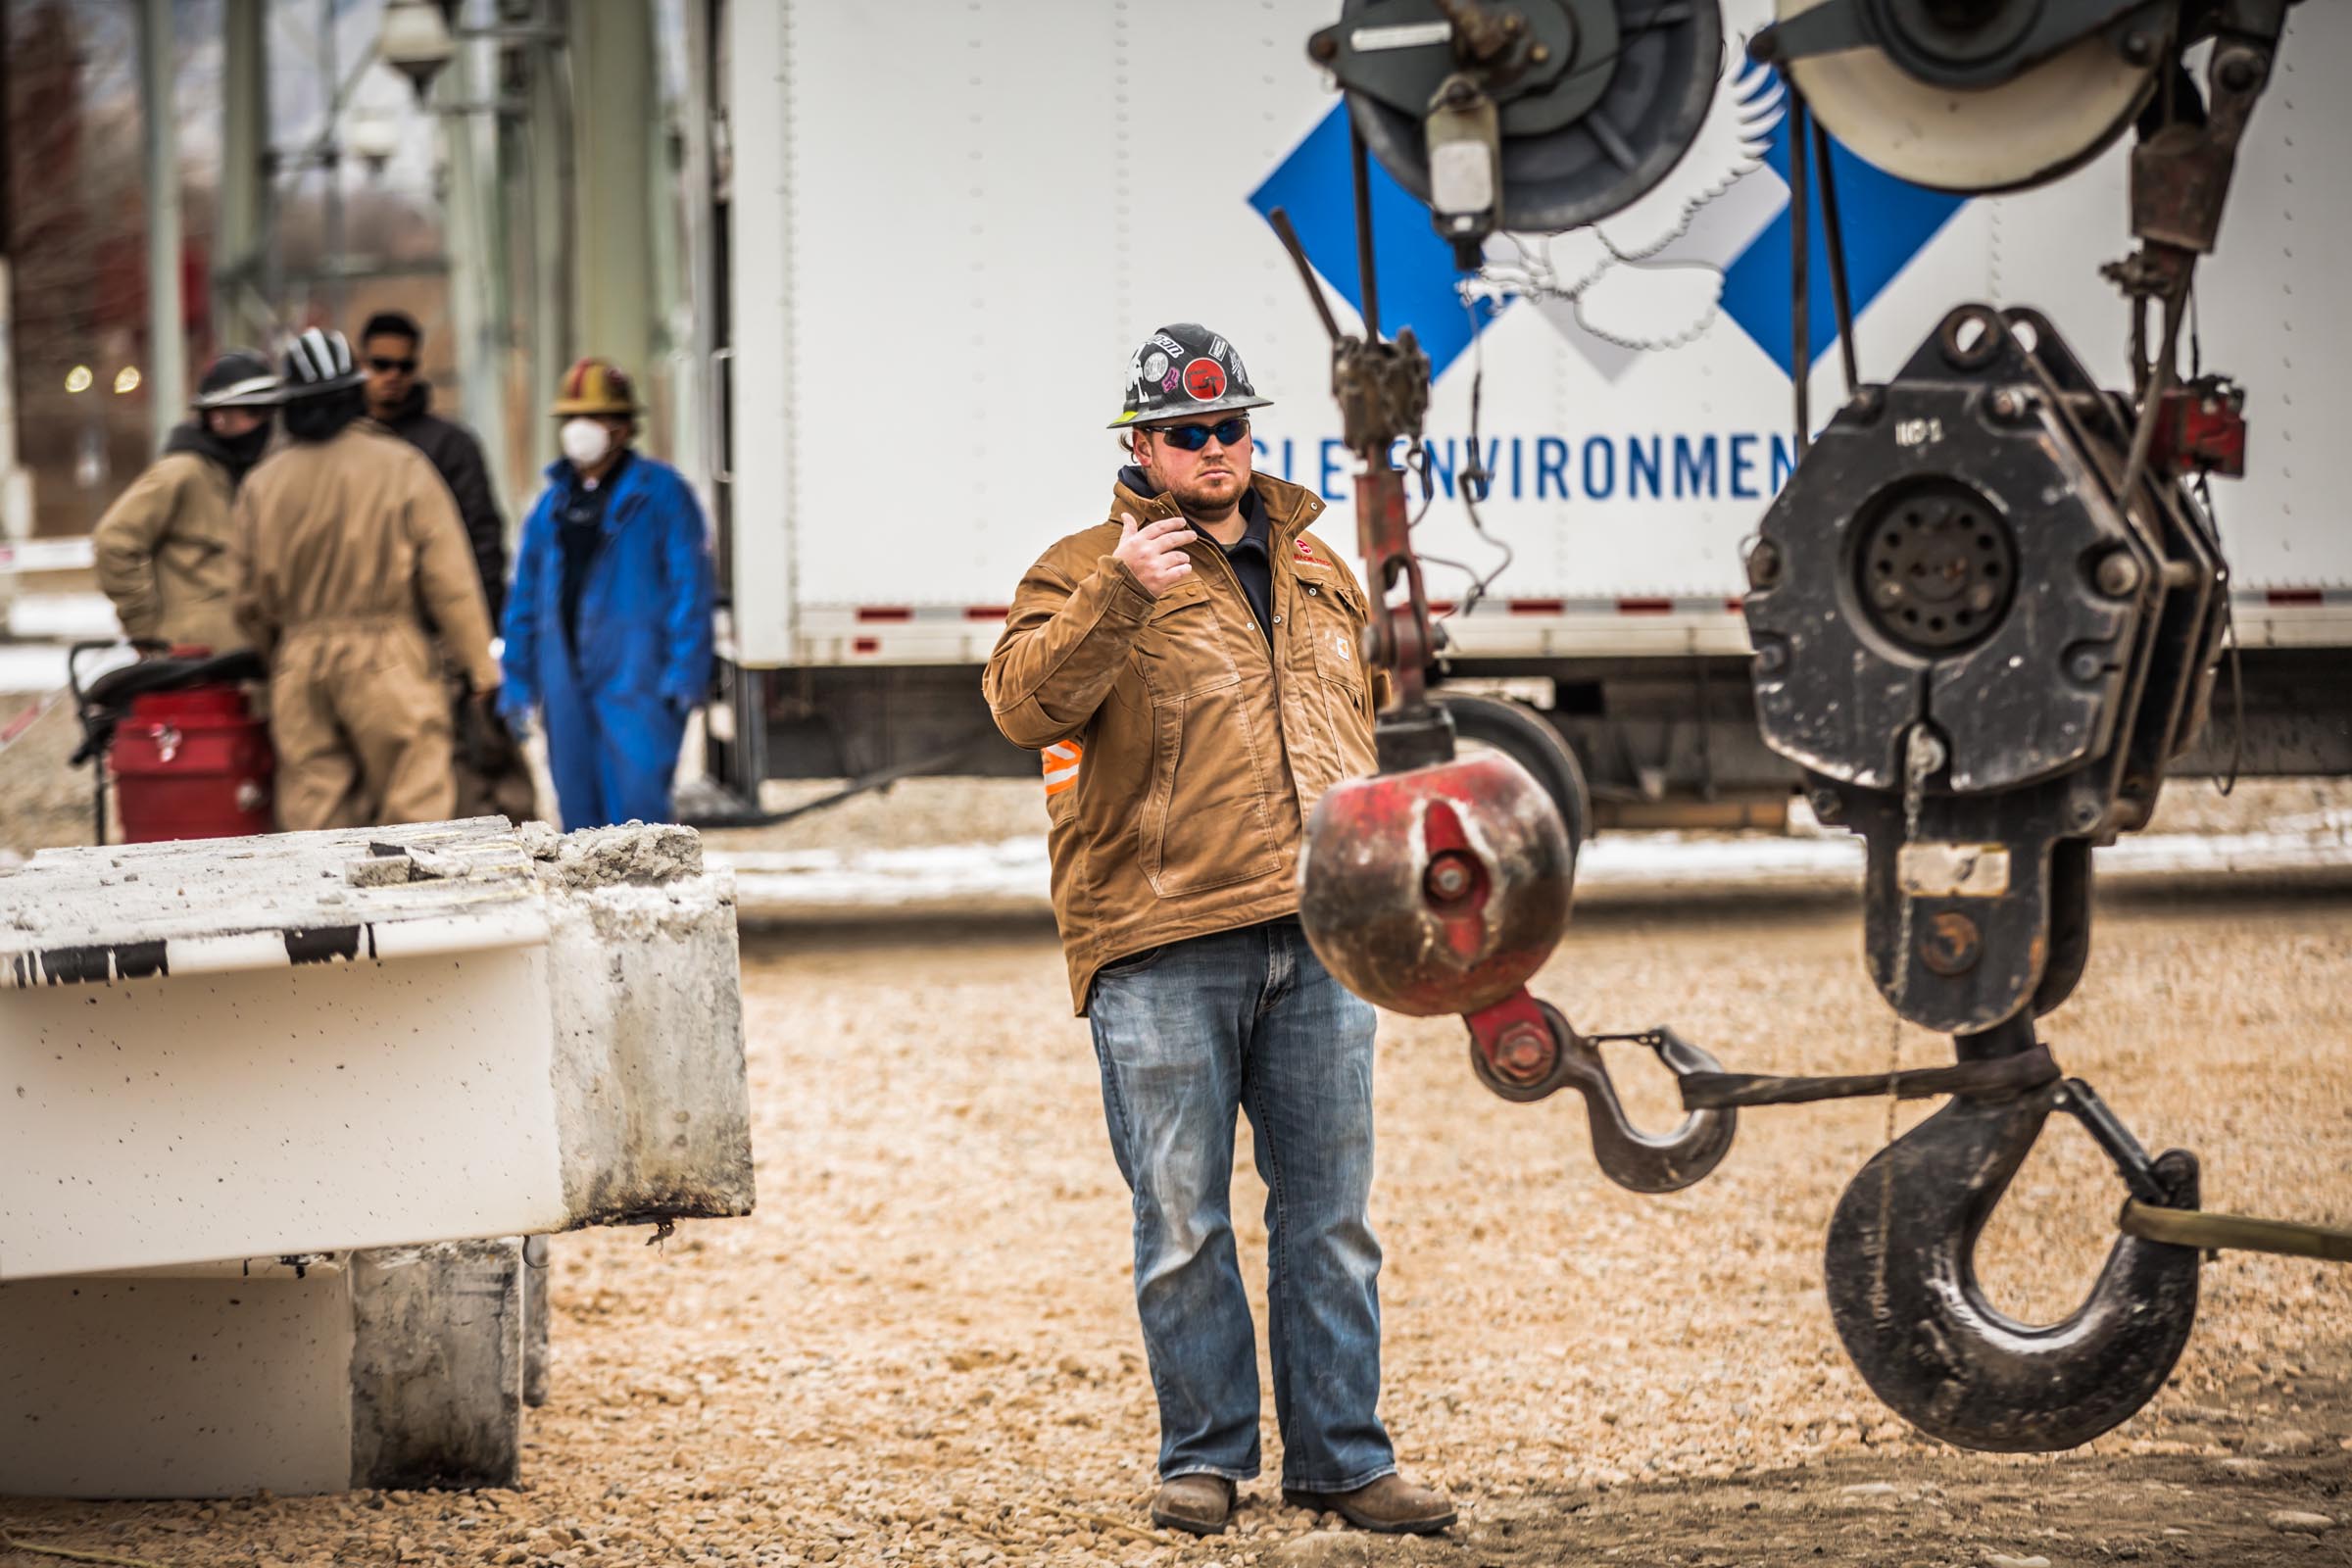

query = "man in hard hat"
[[358, 308, 534, 822], [92, 350, 279, 655], [499, 358, 713, 830], [232, 327, 500, 830], [984, 325, 1450, 1540]]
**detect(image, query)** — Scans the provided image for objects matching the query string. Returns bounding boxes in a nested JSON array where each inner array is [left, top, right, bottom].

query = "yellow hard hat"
[[551, 356, 640, 417]]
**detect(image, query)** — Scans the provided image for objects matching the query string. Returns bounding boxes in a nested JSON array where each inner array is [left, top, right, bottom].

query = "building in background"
[[0, 0, 710, 554]]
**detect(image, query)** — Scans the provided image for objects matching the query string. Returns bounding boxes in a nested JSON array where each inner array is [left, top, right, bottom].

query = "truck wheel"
[[1435, 693, 1592, 871]]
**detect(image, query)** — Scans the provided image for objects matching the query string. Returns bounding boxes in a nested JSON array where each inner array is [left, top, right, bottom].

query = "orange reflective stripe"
[[1042, 739, 1083, 796]]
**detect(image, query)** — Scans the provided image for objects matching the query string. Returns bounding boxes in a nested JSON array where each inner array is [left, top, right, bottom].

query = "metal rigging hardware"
[[1269, 155, 1737, 1197], [1295, 0, 2343, 1455], [1738, 0, 2325, 1451], [1310, 0, 1726, 266]]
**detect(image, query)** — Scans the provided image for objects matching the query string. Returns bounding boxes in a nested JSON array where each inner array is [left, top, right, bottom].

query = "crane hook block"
[[1823, 1024, 2203, 1452]]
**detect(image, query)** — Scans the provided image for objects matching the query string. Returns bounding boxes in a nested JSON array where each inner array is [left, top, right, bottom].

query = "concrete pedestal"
[[0, 1242, 535, 1497], [0, 820, 751, 1497]]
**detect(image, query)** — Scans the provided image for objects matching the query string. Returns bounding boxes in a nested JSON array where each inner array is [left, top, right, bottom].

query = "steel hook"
[[1823, 1017, 2203, 1452], [1466, 990, 1738, 1194], [1562, 1021, 1740, 1195]]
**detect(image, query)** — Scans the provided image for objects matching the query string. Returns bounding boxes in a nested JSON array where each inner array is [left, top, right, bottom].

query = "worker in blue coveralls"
[[500, 357, 714, 829]]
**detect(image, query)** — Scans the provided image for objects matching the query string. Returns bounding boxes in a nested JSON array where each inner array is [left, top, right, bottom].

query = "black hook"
[[1823, 1017, 2203, 1452], [1551, 1011, 1739, 1195]]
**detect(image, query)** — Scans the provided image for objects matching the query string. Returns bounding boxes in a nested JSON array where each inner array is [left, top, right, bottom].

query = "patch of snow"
[[7, 593, 121, 642], [0, 639, 131, 698], [711, 815, 2352, 915]]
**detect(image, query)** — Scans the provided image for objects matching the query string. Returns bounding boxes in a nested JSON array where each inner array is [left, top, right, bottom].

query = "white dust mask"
[[562, 417, 612, 468]]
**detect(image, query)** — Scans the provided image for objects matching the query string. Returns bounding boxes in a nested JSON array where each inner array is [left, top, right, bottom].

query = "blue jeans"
[[1087, 918, 1395, 1492]]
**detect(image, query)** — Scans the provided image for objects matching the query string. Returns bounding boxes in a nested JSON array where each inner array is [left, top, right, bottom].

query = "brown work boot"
[[1151, 1474, 1236, 1537], [1284, 1473, 1456, 1535]]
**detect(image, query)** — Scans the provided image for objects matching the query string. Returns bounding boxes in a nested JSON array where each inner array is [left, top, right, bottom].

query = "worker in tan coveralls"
[[232, 327, 500, 831], [91, 350, 279, 655]]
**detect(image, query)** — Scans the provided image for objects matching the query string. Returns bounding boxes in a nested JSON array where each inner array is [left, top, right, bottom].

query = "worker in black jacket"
[[360, 309, 535, 822], [361, 311, 507, 621]]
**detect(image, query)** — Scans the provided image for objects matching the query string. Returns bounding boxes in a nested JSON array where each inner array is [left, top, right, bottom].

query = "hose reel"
[[1757, 0, 2166, 193], [1314, 0, 1726, 263]]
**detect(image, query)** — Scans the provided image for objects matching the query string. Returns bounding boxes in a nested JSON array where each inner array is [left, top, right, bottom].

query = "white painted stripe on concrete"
[[367, 904, 552, 962], [154, 930, 295, 977]]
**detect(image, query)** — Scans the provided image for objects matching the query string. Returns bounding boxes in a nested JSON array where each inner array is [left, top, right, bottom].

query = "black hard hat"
[[279, 326, 365, 398], [193, 349, 279, 410], [1108, 322, 1272, 429]]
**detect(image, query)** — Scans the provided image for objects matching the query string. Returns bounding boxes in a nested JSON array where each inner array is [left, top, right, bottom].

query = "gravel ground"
[[5, 875, 2349, 1567], [0, 691, 105, 857]]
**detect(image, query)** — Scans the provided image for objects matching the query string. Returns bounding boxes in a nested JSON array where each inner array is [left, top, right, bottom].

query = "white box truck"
[[685, 0, 2350, 826]]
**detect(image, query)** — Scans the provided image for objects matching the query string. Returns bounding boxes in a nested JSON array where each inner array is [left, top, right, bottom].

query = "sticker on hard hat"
[[1184, 359, 1228, 400], [1143, 352, 1169, 382]]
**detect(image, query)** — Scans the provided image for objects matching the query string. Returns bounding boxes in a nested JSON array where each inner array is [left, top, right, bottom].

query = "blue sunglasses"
[[1148, 416, 1251, 452]]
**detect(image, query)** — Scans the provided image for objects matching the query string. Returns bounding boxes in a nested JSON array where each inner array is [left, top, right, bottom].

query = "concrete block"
[[0, 1241, 529, 1497], [0, 819, 754, 1281], [2, 945, 568, 1279], [0, 819, 752, 1498]]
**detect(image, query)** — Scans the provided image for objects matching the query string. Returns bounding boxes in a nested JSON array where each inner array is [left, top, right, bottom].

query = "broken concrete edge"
[[517, 818, 705, 889], [541, 851, 758, 1229]]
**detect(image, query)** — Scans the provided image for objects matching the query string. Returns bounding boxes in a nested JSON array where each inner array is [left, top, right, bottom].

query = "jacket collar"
[[380, 380, 433, 428], [1107, 469, 1327, 542], [542, 449, 644, 521], [163, 416, 269, 488]]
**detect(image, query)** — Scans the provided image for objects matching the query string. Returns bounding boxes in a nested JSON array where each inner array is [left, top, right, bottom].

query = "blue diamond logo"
[[1252, 100, 1967, 381], [1718, 122, 1966, 373], [1248, 105, 1505, 381]]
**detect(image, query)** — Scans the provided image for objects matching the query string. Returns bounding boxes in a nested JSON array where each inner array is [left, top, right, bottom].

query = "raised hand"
[[1112, 512, 1199, 599]]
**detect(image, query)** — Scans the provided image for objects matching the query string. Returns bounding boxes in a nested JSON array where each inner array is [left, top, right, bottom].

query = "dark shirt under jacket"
[[556, 450, 632, 656], [1220, 486, 1275, 641]]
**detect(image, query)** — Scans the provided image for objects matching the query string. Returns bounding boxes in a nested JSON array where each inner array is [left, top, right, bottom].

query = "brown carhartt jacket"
[[986, 471, 1388, 1013], [230, 421, 500, 694], [92, 450, 247, 655]]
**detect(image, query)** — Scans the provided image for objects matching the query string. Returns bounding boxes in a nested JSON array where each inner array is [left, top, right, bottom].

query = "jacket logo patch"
[[1332, 629, 1353, 662], [1296, 540, 1314, 560], [1043, 739, 1084, 797]]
